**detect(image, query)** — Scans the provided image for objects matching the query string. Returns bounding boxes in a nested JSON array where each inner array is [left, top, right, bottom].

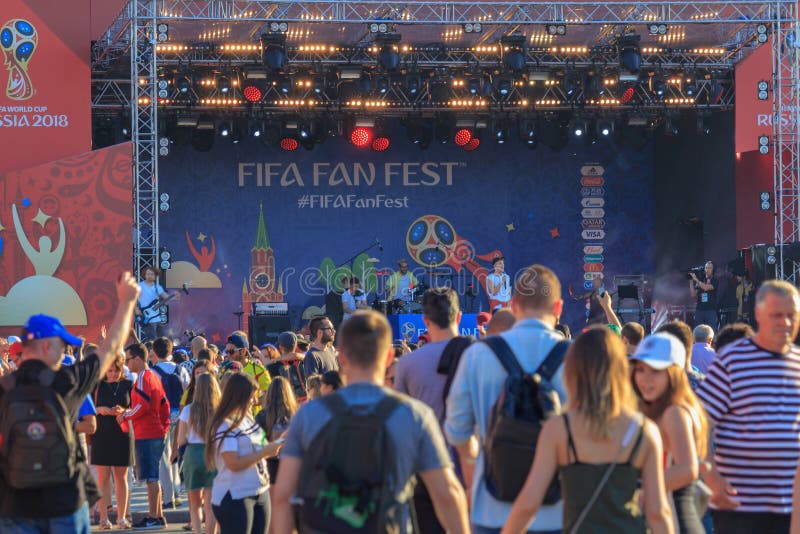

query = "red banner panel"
[[0, 143, 133, 340], [0, 0, 91, 174], [735, 44, 772, 154]]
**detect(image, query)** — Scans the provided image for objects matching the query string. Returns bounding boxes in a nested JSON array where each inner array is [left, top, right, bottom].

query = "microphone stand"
[[337, 240, 382, 270]]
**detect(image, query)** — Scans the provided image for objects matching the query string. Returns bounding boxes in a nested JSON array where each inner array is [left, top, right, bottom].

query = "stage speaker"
[[249, 315, 292, 346]]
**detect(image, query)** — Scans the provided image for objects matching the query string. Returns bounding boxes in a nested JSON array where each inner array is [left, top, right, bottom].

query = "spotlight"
[[279, 137, 299, 151], [454, 128, 473, 146], [759, 135, 770, 154], [463, 23, 482, 33], [157, 23, 169, 42], [157, 77, 170, 98], [545, 23, 566, 36], [756, 23, 768, 44], [268, 21, 289, 33], [519, 120, 537, 147], [218, 121, 230, 137], [467, 76, 481, 95], [501, 34, 527, 72], [242, 81, 263, 103], [372, 137, 390, 151], [684, 76, 697, 96], [464, 137, 481, 151], [620, 84, 636, 104], [650, 74, 666, 97], [406, 119, 432, 149], [573, 125, 583, 137], [757, 80, 769, 100], [648, 23, 668, 35], [618, 34, 642, 73], [664, 116, 678, 136], [760, 192, 772, 211], [217, 75, 231, 94], [493, 122, 509, 144], [496, 76, 512, 96], [313, 75, 325, 94], [350, 127, 373, 147], [261, 33, 287, 70], [369, 22, 389, 33], [250, 121, 263, 138], [583, 70, 600, 99], [177, 75, 192, 94], [376, 34, 402, 71], [435, 114, 455, 144], [406, 72, 422, 95], [376, 76, 389, 94], [597, 120, 613, 137]]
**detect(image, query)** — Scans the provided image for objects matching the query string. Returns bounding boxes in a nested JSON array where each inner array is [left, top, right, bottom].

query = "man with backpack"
[[394, 287, 474, 533], [0, 272, 140, 533], [272, 310, 470, 534], [150, 336, 189, 510], [444, 264, 569, 534]]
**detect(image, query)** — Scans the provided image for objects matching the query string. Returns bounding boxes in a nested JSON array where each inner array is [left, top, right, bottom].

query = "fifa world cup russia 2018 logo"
[[0, 19, 37, 100]]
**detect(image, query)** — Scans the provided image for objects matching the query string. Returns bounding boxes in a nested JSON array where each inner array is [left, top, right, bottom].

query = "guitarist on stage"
[[135, 267, 171, 341]]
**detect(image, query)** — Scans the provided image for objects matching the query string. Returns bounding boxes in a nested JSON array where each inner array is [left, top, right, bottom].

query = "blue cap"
[[227, 333, 247, 349], [23, 314, 83, 347]]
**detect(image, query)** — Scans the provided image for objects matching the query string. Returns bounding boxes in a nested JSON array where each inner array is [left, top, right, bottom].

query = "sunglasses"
[[225, 348, 240, 355]]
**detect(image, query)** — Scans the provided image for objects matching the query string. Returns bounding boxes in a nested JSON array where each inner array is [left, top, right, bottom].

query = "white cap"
[[6, 336, 20, 343], [630, 332, 686, 370]]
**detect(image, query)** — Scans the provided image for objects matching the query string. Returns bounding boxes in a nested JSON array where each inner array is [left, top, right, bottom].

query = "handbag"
[[569, 415, 643, 534]]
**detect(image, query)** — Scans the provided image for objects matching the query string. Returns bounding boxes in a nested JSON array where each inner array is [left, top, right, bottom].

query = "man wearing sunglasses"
[[304, 316, 339, 378], [221, 332, 271, 401]]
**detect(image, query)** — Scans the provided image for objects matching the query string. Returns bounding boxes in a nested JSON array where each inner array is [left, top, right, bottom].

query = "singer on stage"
[[486, 256, 511, 310], [342, 276, 368, 321]]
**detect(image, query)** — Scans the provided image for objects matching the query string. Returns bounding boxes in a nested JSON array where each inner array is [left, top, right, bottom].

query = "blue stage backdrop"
[[158, 129, 654, 344]]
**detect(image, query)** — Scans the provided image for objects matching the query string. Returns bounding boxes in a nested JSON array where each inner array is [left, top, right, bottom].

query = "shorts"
[[135, 437, 165, 482], [181, 443, 216, 491]]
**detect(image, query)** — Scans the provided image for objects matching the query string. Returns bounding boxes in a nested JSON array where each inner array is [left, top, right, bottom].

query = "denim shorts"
[[135, 437, 165, 482]]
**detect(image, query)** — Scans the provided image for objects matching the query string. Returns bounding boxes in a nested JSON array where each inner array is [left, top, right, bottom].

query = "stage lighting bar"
[[272, 99, 317, 106], [346, 100, 389, 107], [692, 48, 725, 55], [690, 11, 719, 20], [550, 46, 589, 54], [155, 44, 189, 52], [297, 45, 339, 52], [198, 98, 241, 105], [472, 46, 500, 54], [220, 44, 260, 52], [658, 31, 686, 43], [536, 99, 561, 106], [664, 97, 695, 105], [449, 99, 489, 107]]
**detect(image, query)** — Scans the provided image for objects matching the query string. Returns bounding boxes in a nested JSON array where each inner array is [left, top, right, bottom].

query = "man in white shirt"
[[486, 257, 511, 311], [136, 267, 170, 341], [342, 277, 368, 321]]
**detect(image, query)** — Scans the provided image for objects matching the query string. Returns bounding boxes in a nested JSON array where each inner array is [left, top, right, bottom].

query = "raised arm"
[[97, 272, 140, 377]]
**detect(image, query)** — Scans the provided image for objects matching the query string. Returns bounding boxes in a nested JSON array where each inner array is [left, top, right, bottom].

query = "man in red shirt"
[[119, 342, 171, 530]]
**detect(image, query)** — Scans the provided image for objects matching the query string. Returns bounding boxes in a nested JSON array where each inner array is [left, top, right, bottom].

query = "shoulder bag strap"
[[569, 415, 643, 534], [481, 336, 524, 379]]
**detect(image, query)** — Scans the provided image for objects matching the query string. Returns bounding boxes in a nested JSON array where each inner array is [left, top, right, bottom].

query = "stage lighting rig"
[[545, 23, 566, 36], [759, 135, 770, 155], [268, 21, 289, 34], [463, 23, 482, 33], [500, 34, 527, 72], [376, 33, 402, 72], [261, 32, 287, 70], [369, 22, 390, 34], [757, 80, 769, 100], [648, 23, 668, 35], [756, 24, 768, 44], [618, 34, 642, 73]]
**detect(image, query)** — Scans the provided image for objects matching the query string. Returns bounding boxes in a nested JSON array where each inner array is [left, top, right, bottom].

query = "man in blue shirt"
[[341, 277, 368, 321], [445, 264, 567, 534]]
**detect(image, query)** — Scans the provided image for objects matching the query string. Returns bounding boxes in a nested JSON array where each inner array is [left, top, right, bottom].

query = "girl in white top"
[[486, 257, 512, 310], [205, 373, 283, 534], [174, 372, 220, 534]]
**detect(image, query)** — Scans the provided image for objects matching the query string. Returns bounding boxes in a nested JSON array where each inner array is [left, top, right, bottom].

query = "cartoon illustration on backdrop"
[[0, 19, 37, 100], [241, 205, 285, 337], [0, 203, 86, 324], [406, 214, 503, 298], [166, 230, 222, 288]]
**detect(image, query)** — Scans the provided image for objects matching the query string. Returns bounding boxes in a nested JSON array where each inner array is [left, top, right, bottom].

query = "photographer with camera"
[[689, 261, 719, 329]]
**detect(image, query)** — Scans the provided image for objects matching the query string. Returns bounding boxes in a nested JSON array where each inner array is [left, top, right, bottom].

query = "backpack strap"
[[537, 340, 571, 382], [151, 365, 167, 379], [482, 336, 524, 379], [319, 390, 349, 417]]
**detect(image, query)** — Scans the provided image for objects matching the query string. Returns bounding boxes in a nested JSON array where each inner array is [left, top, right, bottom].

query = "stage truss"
[[111, 0, 797, 279]]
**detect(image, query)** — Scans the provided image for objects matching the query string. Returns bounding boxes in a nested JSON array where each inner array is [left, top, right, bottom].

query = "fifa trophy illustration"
[[0, 19, 37, 100]]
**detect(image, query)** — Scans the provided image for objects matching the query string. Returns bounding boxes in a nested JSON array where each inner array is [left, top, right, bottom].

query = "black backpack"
[[0, 368, 77, 489], [153, 364, 183, 412], [296, 391, 416, 534], [482, 336, 570, 503], [436, 336, 475, 408]]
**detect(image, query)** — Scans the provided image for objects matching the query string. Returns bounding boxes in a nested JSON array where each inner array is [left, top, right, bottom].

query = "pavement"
[[90, 481, 193, 532]]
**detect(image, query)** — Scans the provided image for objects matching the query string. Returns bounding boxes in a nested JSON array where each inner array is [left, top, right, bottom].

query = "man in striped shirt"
[[697, 280, 800, 533]]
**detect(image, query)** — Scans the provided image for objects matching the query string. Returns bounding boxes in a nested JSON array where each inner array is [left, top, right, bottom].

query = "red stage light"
[[620, 86, 635, 104], [464, 137, 480, 151], [279, 137, 299, 151], [372, 137, 390, 151], [454, 128, 473, 146], [243, 85, 263, 103], [350, 127, 373, 147]]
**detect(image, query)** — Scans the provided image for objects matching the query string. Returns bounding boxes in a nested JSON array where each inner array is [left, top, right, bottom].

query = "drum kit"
[[372, 282, 428, 315]]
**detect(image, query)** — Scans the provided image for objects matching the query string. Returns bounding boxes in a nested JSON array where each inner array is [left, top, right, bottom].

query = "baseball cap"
[[630, 332, 685, 370], [227, 333, 247, 349], [476, 312, 492, 326], [23, 314, 83, 347], [9, 341, 22, 356], [277, 331, 297, 350], [6, 336, 20, 344]]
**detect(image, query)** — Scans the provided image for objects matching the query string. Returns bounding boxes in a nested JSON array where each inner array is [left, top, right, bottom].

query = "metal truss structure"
[[772, 6, 800, 282], [131, 0, 160, 276], [112, 0, 796, 280]]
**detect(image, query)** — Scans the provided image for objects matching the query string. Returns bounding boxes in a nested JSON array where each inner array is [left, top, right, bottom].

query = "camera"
[[686, 267, 705, 280]]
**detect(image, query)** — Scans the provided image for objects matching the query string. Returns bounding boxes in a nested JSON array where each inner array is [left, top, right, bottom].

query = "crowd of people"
[[1, 263, 800, 534]]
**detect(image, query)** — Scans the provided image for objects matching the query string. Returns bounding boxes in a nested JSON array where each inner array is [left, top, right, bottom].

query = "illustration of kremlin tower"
[[242, 204, 284, 339]]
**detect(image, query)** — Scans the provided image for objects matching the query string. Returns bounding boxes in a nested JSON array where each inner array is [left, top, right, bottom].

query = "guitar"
[[137, 282, 191, 325]]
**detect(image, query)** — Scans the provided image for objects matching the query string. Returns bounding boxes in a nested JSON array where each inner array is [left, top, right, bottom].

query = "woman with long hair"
[[91, 355, 134, 530], [174, 372, 221, 534], [502, 327, 672, 534], [205, 373, 283, 534], [256, 377, 298, 484], [632, 332, 709, 534]]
